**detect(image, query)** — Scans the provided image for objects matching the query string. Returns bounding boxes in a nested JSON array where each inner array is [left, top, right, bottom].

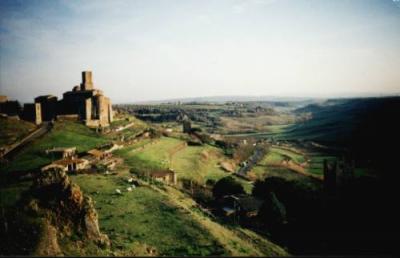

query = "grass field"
[[0, 118, 36, 147], [1, 121, 109, 173], [70, 172, 227, 256], [219, 115, 295, 134], [107, 115, 148, 140], [251, 146, 330, 181], [258, 147, 305, 166], [116, 137, 232, 184]]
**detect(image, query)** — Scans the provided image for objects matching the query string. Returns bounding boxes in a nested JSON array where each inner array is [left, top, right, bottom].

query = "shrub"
[[212, 176, 245, 199]]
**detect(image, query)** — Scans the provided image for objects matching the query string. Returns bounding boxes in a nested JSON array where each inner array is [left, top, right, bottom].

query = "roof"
[[224, 195, 263, 212], [41, 163, 65, 172], [87, 149, 104, 157], [46, 147, 76, 153], [222, 207, 235, 215], [53, 157, 86, 166], [34, 95, 57, 101]]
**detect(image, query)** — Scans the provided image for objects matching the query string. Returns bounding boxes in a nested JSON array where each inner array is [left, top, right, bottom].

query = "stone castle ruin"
[[0, 71, 113, 127]]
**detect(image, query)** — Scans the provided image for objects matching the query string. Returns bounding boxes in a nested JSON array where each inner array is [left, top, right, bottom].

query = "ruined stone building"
[[21, 103, 42, 124], [0, 96, 21, 117], [56, 71, 113, 127], [3, 71, 113, 127], [35, 95, 58, 121]]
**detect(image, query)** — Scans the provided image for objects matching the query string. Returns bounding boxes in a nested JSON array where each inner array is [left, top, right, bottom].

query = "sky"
[[0, 0, 400, 103]]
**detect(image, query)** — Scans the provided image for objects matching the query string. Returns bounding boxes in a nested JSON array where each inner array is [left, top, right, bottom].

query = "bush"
[[212, 176, 245, 199], [252, 177, 287, 199]]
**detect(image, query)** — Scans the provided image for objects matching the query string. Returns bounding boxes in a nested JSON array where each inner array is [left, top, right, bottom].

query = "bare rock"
[[220, 161, 235, 173], [34, 220, 63, 256], [82, 196, 110, 247]]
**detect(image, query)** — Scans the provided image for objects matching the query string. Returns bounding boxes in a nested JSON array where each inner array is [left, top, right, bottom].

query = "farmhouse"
[[45, 147, 76, 159], [149, 169, 177, 185], [42, 156, 88, 172], [87, 149, 111, 160]]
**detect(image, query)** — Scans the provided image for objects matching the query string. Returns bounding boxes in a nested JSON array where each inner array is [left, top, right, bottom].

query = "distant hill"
[[281, 97, 400, 179], [126, 95, 319, 105]]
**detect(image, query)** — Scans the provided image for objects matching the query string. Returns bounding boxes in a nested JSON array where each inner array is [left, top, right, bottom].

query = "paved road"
[[234, 145, 266, 179], [2, 122, 52, 160]]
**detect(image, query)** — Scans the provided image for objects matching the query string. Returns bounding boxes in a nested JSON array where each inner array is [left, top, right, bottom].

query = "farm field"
[[252, 146, 334, 179], [114, 136, 247, 188], [219, 115, 295, 134], [69, 169, 287, 256]]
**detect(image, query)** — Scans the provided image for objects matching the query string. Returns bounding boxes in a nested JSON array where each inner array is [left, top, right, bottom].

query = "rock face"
[[82, 196, 110, 247], [34, 220, 63, 256], [30, 168, 110, 250]]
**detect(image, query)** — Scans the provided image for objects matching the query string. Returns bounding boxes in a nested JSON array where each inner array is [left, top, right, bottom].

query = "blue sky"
[[0, 0, 400, 103]]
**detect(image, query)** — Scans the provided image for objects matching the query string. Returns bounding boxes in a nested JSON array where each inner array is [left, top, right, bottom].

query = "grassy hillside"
[[69, 169, 287, 256], [70, 172, 226, 256], [1, 121, 108, 173], [0, 118, 36, 148], [276, 97, 400, 146], [116, 137, 231, 183], [272, 97, 400, 180]]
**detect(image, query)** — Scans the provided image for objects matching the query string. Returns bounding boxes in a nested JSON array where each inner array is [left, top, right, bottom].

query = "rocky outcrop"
[[28, 168, 110, 251], [82, 196, 110, 247], [34, 219, 63, 256]]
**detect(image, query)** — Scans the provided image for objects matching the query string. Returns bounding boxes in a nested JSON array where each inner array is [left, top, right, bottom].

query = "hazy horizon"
[[1, 0, 400, 103]]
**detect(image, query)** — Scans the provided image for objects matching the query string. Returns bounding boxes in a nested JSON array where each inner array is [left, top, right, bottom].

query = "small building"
[[87, 149, 111, 160], [45, 147, 76, 159], [221, 194, 263, 219], [42, 156, 88, 172], [149, 169, 177, 185], [52, 157, 88, 172], [98, 157, 122, 170]]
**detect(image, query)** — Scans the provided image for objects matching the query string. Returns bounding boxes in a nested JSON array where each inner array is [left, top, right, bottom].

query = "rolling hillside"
[[278, 97, 400, 179]]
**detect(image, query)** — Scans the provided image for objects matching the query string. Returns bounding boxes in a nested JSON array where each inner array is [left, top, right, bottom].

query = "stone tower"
[[81, 71, 94, 91]]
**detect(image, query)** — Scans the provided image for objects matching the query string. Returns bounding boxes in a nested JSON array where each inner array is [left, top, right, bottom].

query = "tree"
[[252, 177, 287, 199], [258, 192, 287, 228], [212, 176, 245, 199]]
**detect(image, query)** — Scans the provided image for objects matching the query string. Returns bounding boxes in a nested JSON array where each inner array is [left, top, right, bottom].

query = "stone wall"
[[22, 103, 42, 125]]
